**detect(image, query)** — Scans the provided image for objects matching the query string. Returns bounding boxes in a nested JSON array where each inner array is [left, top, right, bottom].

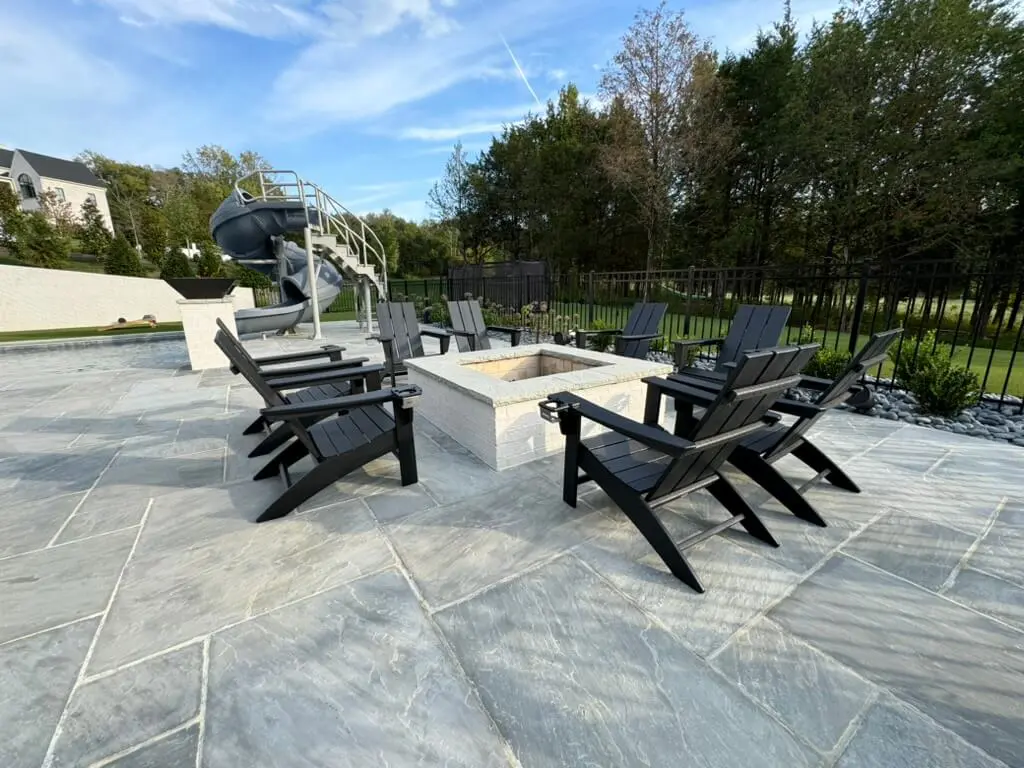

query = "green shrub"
[[891, 331, 980, 416], [794, 324, 852, 379], [196, 246, 223, 277], [160, 248, 193, 279], [14, 213, 71, 268], [585, 319, 617, 352], [104, 235, 143, 276]]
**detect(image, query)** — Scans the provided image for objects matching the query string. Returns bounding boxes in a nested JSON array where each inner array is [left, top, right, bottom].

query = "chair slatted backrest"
[[650, 344, 819, 501], [619, 302, 668, 358], [214, 330, 323, 460], [448, 300, 490, 352], [377, 302, 425, 362], [767, 329, 903, 460], [716, 305, 791, 371], [214, 331, 288, 408]]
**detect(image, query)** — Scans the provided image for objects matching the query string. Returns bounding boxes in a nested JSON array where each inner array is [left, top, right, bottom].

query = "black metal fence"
[[390, 261, 1024, 407]]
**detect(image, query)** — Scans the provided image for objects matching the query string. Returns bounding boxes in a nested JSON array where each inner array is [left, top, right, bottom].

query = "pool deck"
[[1, 322, 1022, 768]]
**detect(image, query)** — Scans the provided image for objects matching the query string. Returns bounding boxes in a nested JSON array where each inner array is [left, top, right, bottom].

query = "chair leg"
[[730, 450, 828, 528], [561, 410, 582, 508], [581, 452, 704, 592], [791, 440, 860, 493], [256, 442, 383, 522], [706, 476, 779, 548], [253, 438, 308, 481], [243, 415, 266, 435], [249, 423, 294, 458], [393, 405, 418, 486]]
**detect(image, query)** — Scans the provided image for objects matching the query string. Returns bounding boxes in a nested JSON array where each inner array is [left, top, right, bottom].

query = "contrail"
[[499, 33, 542, 107]]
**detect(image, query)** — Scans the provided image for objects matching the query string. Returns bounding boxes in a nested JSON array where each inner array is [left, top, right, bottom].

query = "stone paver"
[[1, 322, 1022, 767]]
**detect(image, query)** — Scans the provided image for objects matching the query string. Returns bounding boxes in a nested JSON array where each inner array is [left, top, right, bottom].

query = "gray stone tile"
[[576, 502, 801, 657], [52, 644, 202, 768], [0, 492, 84, 557], [204, 571, 508, 768], [945, 568, 1024, 632], [104, 724, 199, 768], [0, 618, 97, 768], [841, 511, 977, 591], [711, 618, 874, 753], [929, 448, 1024, 496], [0, 446, 120, 505], [53, 486, 150, 544], [386, 479, 604, 609], [435, 555, 816, 767], [90, 487, 393, 672], [836, 695, 1006, 768], [0, 529, 135, 643], [95, 449, 226, 498], [863, 434, 952, 474], [770, 555, 1024, 766], [415, 439, 536, 506], [967, 500, 1024, 589], [364, 484, 438, 524]]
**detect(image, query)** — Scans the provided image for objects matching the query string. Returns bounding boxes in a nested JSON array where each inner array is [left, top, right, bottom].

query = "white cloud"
[[398, 122, 508, 141], [549, 68, 568, 81]]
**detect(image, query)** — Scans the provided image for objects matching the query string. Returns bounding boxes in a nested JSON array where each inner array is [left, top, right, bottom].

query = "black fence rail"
[[390, 261, 1024, 408]]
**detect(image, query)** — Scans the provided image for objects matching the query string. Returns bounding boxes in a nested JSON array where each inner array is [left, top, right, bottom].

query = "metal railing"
[[390, 260, 1024, 409], [233, 169, 388, 298]]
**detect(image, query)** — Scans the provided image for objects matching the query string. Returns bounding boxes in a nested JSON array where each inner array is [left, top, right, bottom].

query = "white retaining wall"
[[0, 265, 255, 332]]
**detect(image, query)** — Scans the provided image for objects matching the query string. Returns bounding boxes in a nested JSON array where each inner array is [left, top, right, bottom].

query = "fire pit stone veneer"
[[404, 343, 672, 470]]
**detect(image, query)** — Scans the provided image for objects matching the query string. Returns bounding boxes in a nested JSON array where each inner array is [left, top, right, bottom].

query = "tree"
[[79, 197, 112, 257], [78, 151, 152, 247], [104, 234, 144, 276], [38, 190, 77, 238], [196, 245, 223, 277], [139, 206, 168, 267], [224, 260, 273, 289], [600, 1, 711, 285], [0, 184, 25, 249], [160, 248, 194, 279], [428, 141, 472, 261], [15, 213, 71, 268]]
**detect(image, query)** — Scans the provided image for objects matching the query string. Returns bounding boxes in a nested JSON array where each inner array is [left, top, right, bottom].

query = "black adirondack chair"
[[650, 329, 902, 528], [215, 319, 370, 440], [214, 329, 386, 460], [447, 299, 527, 351], [575, 302, 668, 359], [673, 305, 791, 374], [252, 383, 422, 522], [372, 302, 451, 383], [539, 344, 818, 593]]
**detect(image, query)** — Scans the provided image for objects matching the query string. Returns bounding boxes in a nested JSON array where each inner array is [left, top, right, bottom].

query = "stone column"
[[177, 298, 236, 371]]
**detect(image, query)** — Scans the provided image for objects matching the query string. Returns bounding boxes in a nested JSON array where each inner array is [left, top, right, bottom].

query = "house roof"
[[0, 149, 12, 170], [16, 150, 103, 187]]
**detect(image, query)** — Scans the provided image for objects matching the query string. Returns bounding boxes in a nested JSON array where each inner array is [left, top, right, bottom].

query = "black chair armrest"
[[262, 386, 419, 422], [767, 397, 826, 419], [486, 324, 526, 334], [421, 327, 451, 339], [264, 363, 386, 391], [667, 372, 727, 392], [448, 329, 476, 338], [256, 356, 369, 377], [673, 337, 726, 351], [643, 376, 718, 408], [544, 392, 693, 456], [251, 345, 345, 367], [618, 332, 662, 342]]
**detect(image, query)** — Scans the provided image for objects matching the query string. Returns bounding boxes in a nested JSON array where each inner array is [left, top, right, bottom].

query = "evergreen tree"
[[196, 245, 223, 277], [0, 184, 25, 248], [15, 213, 71, 268], [160, 247, 194, 279], [104, 234, 143, 276], [79, 197, 112, 257]]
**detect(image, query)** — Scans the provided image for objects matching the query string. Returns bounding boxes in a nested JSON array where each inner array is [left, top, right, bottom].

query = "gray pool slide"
[[209, 193, 343, 335]]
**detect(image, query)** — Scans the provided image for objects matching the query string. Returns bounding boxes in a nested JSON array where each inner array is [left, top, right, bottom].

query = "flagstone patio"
[[0, 322, 1021, 768]]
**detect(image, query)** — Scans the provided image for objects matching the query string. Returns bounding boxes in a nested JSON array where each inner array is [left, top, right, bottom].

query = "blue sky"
[[1, 0, 839, 221]]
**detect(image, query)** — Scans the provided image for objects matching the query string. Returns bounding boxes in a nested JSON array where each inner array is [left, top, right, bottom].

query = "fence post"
[[684, 265, 695, 337], [848, 271, 870, 354], [587, 271, 595, 326]]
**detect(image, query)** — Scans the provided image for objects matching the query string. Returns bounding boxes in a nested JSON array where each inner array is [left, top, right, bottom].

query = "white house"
[[0, 147, 114, 232]]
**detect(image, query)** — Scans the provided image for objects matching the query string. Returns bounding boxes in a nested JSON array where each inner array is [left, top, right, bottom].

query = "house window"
[[17, 174, 36, 199], [86, 193, 97, 205], [54, 187, 66, 202]]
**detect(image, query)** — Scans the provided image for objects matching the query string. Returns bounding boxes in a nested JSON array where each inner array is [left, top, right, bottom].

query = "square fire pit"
[[404, 343, 672, 470]]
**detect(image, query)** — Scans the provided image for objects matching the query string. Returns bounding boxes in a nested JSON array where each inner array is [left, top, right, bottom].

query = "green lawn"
[[0, 323, 184, 343], [544, 301, 1024, 397]]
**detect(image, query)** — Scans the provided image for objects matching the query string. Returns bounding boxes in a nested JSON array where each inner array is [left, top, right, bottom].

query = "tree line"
[[427, 0, 1024, 290]]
